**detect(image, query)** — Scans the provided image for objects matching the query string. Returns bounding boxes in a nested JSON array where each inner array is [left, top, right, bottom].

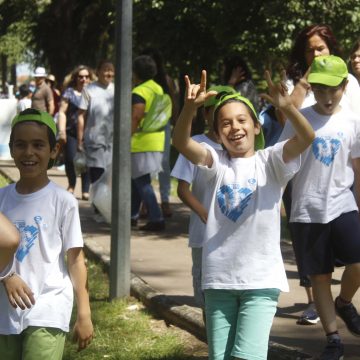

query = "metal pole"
[[110, 0, 132, 299]]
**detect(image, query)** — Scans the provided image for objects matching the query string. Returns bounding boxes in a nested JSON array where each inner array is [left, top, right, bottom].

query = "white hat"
[[33, 66, 47, 77]]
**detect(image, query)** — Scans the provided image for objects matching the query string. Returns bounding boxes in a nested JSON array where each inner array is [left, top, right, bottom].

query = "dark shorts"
[[290, 211, 360, 276]]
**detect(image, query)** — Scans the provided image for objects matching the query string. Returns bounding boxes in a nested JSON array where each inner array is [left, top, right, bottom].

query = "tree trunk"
[[1, 54, 7, 95]]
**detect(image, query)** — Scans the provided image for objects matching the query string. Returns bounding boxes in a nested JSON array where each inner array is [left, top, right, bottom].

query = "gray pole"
[[110, 0, 132, 299]]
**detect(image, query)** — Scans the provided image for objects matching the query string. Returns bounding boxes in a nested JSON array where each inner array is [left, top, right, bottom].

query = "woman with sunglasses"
[[58, 65, 94, 200]]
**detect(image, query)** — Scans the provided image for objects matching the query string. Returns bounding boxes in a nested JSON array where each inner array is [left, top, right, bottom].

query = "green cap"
[[11, 110, 57, 169], [308, 55, 348, 86], [204, 85, 236, 108], [214, 93, 265, 150]]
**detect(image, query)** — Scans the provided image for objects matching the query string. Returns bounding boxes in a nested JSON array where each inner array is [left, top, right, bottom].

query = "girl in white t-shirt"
[[173, 70, 314, 360]]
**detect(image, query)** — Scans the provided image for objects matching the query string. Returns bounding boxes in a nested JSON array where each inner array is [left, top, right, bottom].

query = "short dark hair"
[[19, 84, 31, 98], [9, 108, 56, 151], [133, 55, 157, 81]]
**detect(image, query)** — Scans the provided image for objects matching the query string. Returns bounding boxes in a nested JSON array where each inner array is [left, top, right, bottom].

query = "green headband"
[[11, 111, 57, 137], [214, 93, 264, 150]]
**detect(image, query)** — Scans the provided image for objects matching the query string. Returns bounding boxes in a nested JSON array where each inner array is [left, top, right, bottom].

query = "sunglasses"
[[78, 75, 90, 79]]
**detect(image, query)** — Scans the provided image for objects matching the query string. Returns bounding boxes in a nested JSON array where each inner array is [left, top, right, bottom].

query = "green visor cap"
[[308, 55, 348, 87], [11, 111, 57, 137], [204, 85, 236, 108], [11, 111, 57, 169], [214, 93, 264, 151]]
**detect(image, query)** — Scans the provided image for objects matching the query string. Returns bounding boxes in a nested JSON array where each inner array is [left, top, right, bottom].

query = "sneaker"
[[319, 339, 344, 360], [335, 296, 360, 336], [139, 221, 165, 231], [131, 218, 138, 227], [297, 303, 320, 325]]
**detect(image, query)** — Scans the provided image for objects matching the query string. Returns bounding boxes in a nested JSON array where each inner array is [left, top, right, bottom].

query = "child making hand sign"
[[173, 70, 314, 360]]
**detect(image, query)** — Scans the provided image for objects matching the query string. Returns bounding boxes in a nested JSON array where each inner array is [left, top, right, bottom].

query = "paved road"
[[1, 160, 360, 359]]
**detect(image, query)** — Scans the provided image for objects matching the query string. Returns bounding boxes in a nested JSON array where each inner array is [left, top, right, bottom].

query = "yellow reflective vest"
[[131, 79, 165, 153]]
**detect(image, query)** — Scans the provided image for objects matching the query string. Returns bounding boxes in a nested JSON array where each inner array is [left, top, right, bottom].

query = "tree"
[[33, 0, 115, 84]]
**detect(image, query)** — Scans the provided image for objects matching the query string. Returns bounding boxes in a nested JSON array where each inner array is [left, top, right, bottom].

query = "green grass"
[[63, 261, 201, 360]]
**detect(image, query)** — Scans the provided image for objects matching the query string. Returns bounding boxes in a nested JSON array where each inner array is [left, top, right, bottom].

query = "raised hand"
[[261, 70, 292, 110], [184, 70, 217, 109]]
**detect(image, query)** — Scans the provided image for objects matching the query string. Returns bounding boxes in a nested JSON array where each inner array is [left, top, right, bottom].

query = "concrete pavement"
[[1, 159, 360, 359]]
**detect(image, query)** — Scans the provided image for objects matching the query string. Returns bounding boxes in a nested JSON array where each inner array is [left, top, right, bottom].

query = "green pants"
[[0, 326, 66, 360]]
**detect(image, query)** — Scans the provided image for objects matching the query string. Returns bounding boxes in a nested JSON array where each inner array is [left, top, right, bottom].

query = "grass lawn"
[[63, 261, 208, 360]]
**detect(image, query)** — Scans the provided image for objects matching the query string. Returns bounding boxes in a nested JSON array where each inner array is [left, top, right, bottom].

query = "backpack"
[[139, 87, 172, 133]]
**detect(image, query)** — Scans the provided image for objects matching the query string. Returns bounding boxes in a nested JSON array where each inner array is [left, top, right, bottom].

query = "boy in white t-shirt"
[[173, 71, 314, 360], [0, 109, 93, 359], [171, 85, 235, 310], [280, 55, 360, 360]]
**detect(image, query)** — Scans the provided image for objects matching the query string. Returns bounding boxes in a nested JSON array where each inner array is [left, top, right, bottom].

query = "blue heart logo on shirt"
[[217, 184, 254, 222], [312, 137, 341, 166]]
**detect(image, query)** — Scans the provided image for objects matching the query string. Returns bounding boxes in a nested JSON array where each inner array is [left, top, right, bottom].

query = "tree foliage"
[[1, 0, 360, 87]]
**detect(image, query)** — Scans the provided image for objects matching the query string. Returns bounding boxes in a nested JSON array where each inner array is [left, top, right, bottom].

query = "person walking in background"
[[16, 84, 32, 113], [77, 60, 115, 185], [222, 53, 260, 112], [142, 48, 180, 218], [0, 109, 93, 358], [173, 70, 314, 360], [31, 67, 54, 116], [171, 85, 235, 313], [58, 65, 93, 200], [280, 24, 360, 326], [349, 38, 360, 85], [280, 55, 360, 360], [46, 74, 61, 116], [131, 55, 172, 231]]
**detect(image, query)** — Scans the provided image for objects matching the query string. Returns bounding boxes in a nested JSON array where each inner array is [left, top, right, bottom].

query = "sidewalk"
[[1, 160, 360, 359]]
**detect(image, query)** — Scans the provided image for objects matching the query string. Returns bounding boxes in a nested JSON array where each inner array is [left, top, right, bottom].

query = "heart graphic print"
[[217, 181, 255, 222], [312, 136, 341, 166]]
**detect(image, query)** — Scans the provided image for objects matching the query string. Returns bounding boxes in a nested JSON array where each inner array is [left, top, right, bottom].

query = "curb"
[[84, 237, 314, 360]]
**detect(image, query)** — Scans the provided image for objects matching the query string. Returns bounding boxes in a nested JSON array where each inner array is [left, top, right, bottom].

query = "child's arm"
[[67, 247, 93, 351], [0, 212, 19, 272], [177, 180, 208, 224], [261, 71, 315, 163], [173, 70, 217, 167]]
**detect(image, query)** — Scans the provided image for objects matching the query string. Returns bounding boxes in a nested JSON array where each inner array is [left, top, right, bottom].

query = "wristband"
[[1, 271, 16, 283]]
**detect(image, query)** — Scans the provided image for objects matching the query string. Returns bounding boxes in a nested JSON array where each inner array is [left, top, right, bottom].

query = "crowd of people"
[[1, 23, 360, 360]]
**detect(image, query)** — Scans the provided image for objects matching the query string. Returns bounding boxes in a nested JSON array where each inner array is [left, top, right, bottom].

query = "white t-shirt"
[[286, 74, 360, 115], [79, 81, 114, 168], [171, 134, 223, 248], [198, 142, 300, 292], [0, 182, 83, 335], [279, 106, 360, 223]]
